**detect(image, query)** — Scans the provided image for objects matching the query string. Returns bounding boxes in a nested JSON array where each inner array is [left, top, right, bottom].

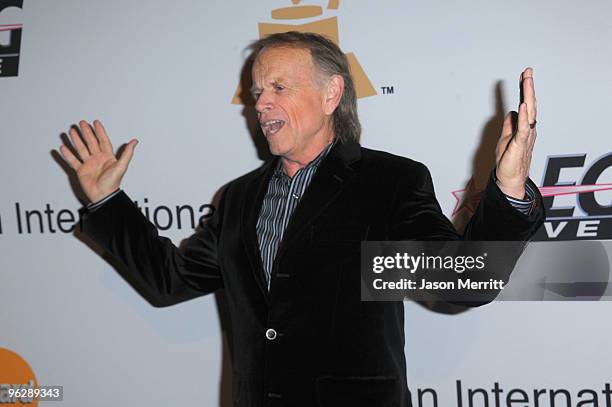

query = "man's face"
[[251, 46, 331, 161]]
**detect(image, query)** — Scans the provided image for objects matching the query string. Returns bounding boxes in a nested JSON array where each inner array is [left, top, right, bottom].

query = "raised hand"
[[59, 120, 138, 203], [495, 67, 537, 199]]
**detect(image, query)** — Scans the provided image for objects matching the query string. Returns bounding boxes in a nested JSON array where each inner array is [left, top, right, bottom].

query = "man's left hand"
[[495, 67, 537, 199]]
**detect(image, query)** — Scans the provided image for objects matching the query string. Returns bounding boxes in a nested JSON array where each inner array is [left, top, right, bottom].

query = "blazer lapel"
[[273, 140, 362, 267], [241, 159, 277, 302]]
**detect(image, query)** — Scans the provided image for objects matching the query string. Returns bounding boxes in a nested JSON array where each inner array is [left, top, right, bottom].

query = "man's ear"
[[323, 74, 344, 115]]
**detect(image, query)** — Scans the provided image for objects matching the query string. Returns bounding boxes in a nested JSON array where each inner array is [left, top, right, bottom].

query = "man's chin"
[[267, 143, 289, 158]]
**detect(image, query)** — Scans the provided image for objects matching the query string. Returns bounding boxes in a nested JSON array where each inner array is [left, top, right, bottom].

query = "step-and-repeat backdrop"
[[2, 0, 611, 405]]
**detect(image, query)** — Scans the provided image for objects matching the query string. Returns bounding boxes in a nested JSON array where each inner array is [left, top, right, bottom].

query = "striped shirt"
[[494, 171, 537, 215], [505, 183, 536, 214], [256, 142, 335, 290]]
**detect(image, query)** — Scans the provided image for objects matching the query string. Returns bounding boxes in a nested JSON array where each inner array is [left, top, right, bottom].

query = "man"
[[59, 32, 543, 407]]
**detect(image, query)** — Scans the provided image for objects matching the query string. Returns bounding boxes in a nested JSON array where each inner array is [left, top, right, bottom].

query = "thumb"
[[116, 139, 138, 173], [496, 113, 512, 157], [501, 112, 514, 139]]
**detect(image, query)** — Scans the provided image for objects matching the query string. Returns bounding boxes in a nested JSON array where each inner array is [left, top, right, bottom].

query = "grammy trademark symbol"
[[380, 86, 395, 95]]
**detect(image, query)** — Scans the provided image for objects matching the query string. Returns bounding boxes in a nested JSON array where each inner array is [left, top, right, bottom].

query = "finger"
[[521, 67, 537, 125], [79, 120, 101, 154], [59, 145, 82, 170], [116, 139, 138, 174], [69, 126, 90, 160], [516, 102, 530, 142], [93, 120, 113, 153], [496, 112, 515, 159]]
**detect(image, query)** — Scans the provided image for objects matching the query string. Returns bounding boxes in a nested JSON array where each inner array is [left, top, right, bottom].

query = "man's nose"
[[255, 90, 273, 114]]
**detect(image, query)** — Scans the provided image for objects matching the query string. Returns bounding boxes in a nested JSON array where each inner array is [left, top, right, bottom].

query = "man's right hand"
[[59, 120, 138, 203]]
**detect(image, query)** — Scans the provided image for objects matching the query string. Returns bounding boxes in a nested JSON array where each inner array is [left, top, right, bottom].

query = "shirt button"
[[292, 193, 299, 199], [265, 328, 277, 340]]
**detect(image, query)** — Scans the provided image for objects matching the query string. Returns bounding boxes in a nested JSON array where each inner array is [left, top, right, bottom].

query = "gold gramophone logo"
[[232, 0, 377, 104]]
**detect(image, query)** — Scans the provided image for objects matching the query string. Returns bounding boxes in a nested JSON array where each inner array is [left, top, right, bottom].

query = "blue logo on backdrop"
[[453, 153, 612, 241]]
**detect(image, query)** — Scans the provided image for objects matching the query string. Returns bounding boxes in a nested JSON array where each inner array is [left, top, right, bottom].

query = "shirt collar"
[[273, 139, 337, 178]]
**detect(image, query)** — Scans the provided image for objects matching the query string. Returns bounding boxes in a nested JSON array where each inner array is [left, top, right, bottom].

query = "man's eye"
[[252, 92, 261, 100], [275, 85, 284, 91]]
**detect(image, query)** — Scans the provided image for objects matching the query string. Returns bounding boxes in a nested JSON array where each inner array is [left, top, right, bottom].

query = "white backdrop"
[[1, 0, 612, 406]]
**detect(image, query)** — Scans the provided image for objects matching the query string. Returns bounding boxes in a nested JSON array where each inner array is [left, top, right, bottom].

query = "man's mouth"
[[261, 119, 285, 136]]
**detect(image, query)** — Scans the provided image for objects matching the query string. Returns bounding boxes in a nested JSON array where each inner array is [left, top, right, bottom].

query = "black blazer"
[[81, 140, 544, 407]]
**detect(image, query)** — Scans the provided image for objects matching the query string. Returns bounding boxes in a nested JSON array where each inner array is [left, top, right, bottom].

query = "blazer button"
[[265, 328, 277, 340]]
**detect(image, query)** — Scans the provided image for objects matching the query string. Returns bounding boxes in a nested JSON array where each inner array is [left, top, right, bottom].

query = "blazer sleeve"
[[80, 190, 224, 306], [387, 162, 545, 305], [388, 161, 544, 241], [462, 171, 544, 241]]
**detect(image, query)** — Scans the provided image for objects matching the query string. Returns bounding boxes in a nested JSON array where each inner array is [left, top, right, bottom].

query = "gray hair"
[[250, 31, 361, 143]]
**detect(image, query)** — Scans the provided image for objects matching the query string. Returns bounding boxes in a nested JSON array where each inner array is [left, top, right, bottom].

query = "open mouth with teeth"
[[261, 119, 286, 136]]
